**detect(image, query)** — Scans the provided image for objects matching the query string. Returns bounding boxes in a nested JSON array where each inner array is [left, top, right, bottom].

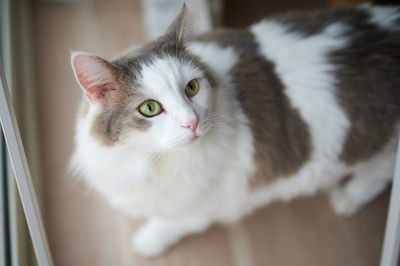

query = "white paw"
[[132, 224, 169, 258], [329, 188, 360, 217]]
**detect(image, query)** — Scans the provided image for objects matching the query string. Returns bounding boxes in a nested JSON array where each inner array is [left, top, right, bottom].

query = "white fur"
[[72, 46, 256, 256], [72, 16, 397, 257], [360, 4, 400, 30], [187, 42, 239, 88]]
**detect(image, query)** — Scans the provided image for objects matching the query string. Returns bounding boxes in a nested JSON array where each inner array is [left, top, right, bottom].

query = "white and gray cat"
[[70, 3, 400, 257]]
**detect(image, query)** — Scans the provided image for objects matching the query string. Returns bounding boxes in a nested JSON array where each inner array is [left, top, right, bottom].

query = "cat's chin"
[[173, 134, 201, 149], [181, 134, 200, 146], [156, 133, 201, 152]]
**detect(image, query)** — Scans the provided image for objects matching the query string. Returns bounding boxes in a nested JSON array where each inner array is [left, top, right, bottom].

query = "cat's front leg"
[[132, 216, 211, 257]]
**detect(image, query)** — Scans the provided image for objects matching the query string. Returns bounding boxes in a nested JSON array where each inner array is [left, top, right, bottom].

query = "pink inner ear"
[[84, 85, 108, 102], [72, 53, 117, 103]]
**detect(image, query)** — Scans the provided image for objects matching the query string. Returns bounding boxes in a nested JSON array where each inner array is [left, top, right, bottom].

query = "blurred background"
[[0, 0, 393, 265]]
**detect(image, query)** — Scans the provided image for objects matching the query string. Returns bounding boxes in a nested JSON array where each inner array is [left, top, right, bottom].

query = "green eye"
[[185, 79, 199, 97], [138, 100, 161, 117]]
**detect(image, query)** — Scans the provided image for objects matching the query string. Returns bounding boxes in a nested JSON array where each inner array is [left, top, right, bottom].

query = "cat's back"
[[196, 4, 400, 53], [191, 4, 400, 184], [251, 4, 400, 164]]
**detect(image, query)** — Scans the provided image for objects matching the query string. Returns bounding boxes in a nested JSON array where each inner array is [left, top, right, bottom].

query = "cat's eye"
[[185, 79, 199, 98], [138, 100, 162, 117]]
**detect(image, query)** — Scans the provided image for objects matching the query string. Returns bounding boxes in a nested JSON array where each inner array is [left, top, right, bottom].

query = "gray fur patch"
[[196, 29, 313, 187], [90, 88, 152, 145], [329, 10, 400, 164], [272, 6, 371, 36]]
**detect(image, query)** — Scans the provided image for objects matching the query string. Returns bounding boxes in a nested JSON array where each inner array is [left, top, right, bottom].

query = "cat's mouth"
[[191, 135, 199, 142], [181, 133, 200, 146], [179, 121, 209, 146]]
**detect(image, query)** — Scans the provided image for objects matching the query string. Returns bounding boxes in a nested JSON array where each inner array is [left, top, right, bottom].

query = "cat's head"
[[71, 6, 217, 151]]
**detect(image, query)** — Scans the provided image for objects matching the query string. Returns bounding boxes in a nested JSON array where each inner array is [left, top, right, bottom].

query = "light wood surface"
[[32, 1, 391, 265]]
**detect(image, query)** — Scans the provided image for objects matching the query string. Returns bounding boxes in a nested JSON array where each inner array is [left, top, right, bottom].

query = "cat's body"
[[71, 4, 400, 257]]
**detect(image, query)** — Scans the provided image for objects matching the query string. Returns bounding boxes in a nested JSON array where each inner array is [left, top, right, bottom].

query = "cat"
[[70, 3, 400, 257]]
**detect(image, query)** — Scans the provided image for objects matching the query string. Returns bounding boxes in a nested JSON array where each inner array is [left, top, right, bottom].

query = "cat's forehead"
[[114, 36, 192, 76], [139, 56, 203, 95], [113, 38, 217, 95]]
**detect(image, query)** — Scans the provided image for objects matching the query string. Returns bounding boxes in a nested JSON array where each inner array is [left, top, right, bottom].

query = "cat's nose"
[[181, 117, 199, 132]]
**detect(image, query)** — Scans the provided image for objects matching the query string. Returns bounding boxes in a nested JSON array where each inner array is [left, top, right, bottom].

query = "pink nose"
[[181, 117, 199, 132]]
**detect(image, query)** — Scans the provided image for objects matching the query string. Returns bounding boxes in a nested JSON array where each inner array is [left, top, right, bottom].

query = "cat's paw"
[[329, 188, 360, 217], [132, 224, 169, 258]]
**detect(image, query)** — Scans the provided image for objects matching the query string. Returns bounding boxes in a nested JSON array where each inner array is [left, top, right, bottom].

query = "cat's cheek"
[[163, 129, 196, 149], [146, 126, 175, 149], [196, 121, 208, 137]]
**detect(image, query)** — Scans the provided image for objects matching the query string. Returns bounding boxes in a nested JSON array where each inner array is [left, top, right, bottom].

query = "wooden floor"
[[32, 1, 390, 265]]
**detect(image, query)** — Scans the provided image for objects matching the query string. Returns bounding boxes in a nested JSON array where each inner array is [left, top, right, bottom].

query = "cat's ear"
[[71, 51, 119, 104], [165, 4, 190, 44]]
